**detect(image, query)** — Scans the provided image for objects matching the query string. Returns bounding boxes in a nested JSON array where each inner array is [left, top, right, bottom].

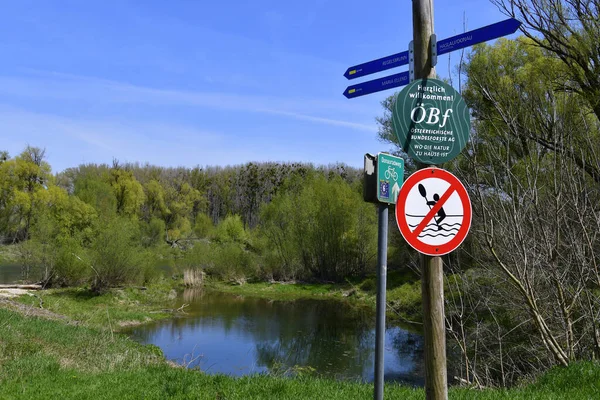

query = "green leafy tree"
[[494, 0, 600, 122], [73, 167, 117, 219], [261, 175, 377, 282], [0, 147, 52, 242]]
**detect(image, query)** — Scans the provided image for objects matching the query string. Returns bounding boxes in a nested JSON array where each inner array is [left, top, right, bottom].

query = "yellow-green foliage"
[[260, 174, 377, 282]]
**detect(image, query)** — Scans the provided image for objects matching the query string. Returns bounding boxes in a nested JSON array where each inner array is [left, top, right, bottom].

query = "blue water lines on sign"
[[343, 51, 409, 80], [343, 71, 410, 99], [436, 18, 521, 56]]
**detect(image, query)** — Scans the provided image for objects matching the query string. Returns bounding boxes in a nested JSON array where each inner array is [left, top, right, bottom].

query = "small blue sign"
[[343, 71, 410, 99], [437, 18, 521, 56], [380, 181, 390, 199], [343, 51, 409, 80]]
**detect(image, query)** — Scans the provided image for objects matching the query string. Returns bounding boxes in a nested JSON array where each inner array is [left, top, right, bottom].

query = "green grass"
[[2, 294, 600, 399], [14, 282, 178, 330]]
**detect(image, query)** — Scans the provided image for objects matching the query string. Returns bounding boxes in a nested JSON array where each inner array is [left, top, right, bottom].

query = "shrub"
[[142, 218, 166, 247], [193, 213, 214, 239], [88, 218, 145, 292], [207, 242, 257, 283], [172, 242, 212, 273], [213, 215, 248, 245], [359, 278, 376, 293]]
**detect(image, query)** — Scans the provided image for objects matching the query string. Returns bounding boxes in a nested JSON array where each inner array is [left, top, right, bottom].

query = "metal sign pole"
[[374, 203, 388, 400]]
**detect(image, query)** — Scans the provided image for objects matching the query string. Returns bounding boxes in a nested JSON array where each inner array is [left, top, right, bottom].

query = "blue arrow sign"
[[343, 71, 410, 99], [343, 51, 409, 80], [343, 18, 521, 81], [437, 18, 521, 56]]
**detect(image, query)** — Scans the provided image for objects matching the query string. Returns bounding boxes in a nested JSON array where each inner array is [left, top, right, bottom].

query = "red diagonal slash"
[[411, 185, 457, 239]]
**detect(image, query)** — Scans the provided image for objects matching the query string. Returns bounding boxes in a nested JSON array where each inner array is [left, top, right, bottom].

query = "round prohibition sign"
[[395, 168, 472, 256]]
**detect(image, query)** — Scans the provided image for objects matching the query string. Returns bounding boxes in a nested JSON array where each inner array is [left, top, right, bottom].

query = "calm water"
[[126, 290, 425, 385], [0, 264, 23, 284]]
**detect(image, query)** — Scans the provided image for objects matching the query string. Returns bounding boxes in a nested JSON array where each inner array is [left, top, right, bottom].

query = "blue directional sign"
[[437, 18, 521, 56], [344, 51, 409, 80], [343, 18, 521, 81], [343, 71, 410, 99]]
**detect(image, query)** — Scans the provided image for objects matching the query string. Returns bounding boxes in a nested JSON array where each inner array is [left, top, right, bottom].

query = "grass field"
[[1, 289, 600, 399], [13, 284, 177, 329]]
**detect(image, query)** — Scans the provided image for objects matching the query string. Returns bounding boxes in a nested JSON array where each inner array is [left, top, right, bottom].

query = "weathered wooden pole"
[[412, 1, 448, 399]]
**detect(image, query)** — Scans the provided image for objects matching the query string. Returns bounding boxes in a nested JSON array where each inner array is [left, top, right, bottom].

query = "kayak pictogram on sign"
[[395, 168, 472, 256]]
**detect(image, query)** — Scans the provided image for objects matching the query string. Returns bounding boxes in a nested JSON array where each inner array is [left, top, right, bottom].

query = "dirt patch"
[[0, 289, 33, 298], [117, 317, 152, 328], [0, 297, 77, 325]]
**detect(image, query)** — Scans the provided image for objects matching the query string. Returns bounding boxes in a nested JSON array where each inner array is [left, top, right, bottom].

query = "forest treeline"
[[0, 151, 381, 290]]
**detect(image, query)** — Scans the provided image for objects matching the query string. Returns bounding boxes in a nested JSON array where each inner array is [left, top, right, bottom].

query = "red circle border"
[[395, 168, 472, 256]]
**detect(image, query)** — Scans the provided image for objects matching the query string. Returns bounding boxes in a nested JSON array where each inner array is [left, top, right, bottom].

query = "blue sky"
[[0, 0, 510, 172]]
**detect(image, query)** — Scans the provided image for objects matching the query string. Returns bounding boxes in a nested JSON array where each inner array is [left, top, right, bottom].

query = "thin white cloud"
[[0, 104, 376, 172], [262, 109, 376, 132], [0, 106, 241, 172], [0, 71, 378, 133]]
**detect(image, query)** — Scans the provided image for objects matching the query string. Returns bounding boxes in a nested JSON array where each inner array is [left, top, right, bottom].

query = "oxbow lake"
[[125, 290, 426, 385]]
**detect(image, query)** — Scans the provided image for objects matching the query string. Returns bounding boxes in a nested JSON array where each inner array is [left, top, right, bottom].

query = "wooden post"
[[421, 255, 447, 399], [412, 0, 436, 81], [412, 1, 448, 399]]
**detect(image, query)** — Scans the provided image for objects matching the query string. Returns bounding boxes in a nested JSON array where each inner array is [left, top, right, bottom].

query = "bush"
[[88, 218, 146, 292], [359, 278, 376, 293], [213, 215, 248, 245], [193, 213, 214, 239], [52, 238, 88, 286], [172, 242, 212, 273], [387, 281, 422, 319], [259, 175, 377, 282], [207, 242, 257, 283], [142, 218, 166, 247], [183, 269, 205, 287]]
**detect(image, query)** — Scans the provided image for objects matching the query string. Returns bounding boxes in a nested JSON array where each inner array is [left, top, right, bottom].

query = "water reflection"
[[126, 289, 425, 385], [0, 264, 24, 284]]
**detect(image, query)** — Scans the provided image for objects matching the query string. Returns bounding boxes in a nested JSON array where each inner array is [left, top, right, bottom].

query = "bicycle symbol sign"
[[377, 153, 404, 204], [384, 166, 398, 181]]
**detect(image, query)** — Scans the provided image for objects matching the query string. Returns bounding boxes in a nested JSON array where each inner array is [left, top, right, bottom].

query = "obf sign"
[[410, 106, 453, 128], [392, 78, 471, 165]]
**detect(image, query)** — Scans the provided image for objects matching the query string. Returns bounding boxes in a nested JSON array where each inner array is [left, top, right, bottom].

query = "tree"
[[447, 36, 600, 383], [493, 0, 600, 122], [71, 164, 117, 218], [0, 147, 52, 242], [260, 174, 377, 282], [462, 37, 600, 184], [374, 27, 600, 383]]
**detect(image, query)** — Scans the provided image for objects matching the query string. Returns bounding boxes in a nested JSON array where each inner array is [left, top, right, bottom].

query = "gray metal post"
[[374, 203, 388, 400]]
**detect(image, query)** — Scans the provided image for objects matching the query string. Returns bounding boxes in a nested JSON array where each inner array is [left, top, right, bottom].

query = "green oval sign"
[[392, 78, 470, 164]]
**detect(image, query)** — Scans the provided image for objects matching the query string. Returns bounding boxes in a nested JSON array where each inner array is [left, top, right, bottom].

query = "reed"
[[183, 269, 205, 287]]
